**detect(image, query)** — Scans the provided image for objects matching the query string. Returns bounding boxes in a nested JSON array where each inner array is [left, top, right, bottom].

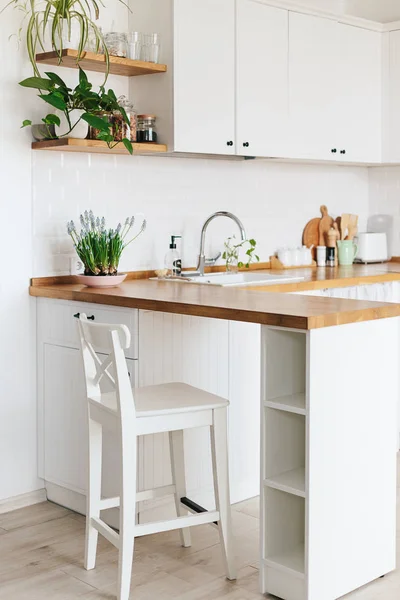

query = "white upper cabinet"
[[288, 13, 338, 161], [336, 24, 382, 163], [236, 0, 289, 158], [383, 30, 400, 162], [173, 0, 235, 155]]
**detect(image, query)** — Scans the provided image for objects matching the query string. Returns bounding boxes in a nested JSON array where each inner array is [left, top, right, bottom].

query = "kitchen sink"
[[177, 272, 305, 287]]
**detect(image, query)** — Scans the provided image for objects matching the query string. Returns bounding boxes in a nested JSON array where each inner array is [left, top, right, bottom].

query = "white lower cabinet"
[[38, 299, 260, 519]]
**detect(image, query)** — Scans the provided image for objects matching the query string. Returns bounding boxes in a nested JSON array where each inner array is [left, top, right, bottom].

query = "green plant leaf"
[[39, 92, 67, 111], [21, 119, 32, 128], [45, 71, 69, 89], [122, 138, 133, 155], [249, 239, 256, 246], [79, 67, 88, 85], [44, 113, 61, 126], [81, 112, 111, 132], [19, 76, 53, 90]]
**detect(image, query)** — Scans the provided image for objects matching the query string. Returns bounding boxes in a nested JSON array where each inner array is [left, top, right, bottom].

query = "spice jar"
[[112, 96, 137, 142], [103, 32, 127, 58], [137, 114, 158, 143]]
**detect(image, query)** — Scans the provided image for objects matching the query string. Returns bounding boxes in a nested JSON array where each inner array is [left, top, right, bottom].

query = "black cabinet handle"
[[243, 142, 250, 148], [340, 149, 346, 155], [331, 148, 337, 153], [226, 141, 233, 147], [74, 313, 95, 320]]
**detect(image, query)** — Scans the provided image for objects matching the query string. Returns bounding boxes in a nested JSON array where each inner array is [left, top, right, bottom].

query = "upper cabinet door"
[[173, 0, 235, 155], [236, 0, 289, 158], [288, 13, 338, 160], [337, 24, 382, 163]]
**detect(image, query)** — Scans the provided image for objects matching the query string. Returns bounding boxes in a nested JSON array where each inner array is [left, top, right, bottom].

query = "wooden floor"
[[1, 494, 400, 600]]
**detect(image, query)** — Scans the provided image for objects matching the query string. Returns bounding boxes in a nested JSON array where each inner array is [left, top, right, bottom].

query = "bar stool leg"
[[211, 407, 236, 581], [169, 430, 192, 548], [117, 433, 137, 600], [85, 419, 102, 571]]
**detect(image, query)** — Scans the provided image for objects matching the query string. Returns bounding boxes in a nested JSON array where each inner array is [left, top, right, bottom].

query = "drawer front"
[[38, 298, 139, 359]]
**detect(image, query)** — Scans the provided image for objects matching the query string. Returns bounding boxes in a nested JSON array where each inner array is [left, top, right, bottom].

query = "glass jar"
[[88, 111, 112, 140], [112, 96, 137, 142], [103, 32, 127, 58], [137, 114, 158, 143]]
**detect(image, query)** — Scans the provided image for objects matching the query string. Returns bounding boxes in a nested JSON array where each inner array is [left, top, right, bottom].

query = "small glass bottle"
[[164, 236, 182, 277], [137, 114, 158, 143]]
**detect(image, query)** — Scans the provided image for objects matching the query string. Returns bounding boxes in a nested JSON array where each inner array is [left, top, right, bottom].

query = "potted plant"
[[20, 68, 134, 153], [222, 236, 260, 273], [2, 0, 112, 77], [67, 211, 146, 287]]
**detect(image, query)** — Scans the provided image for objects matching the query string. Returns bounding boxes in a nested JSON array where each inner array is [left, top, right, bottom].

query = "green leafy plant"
[[1, 0, 110, 77], [222, 236, 260, 271], [20, 68, 133, 153], [67, 210, 146, 276]]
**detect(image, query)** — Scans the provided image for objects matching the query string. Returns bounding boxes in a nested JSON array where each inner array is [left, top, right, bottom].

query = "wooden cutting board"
[[303, 206, 329, 259]]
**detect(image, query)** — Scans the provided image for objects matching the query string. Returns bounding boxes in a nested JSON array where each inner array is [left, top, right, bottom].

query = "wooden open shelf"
[[35, 49, 167, 77], [31, 138, 167, 155]]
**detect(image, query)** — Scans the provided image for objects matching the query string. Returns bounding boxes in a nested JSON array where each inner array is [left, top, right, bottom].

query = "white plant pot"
[[55, 110, 88, 139]]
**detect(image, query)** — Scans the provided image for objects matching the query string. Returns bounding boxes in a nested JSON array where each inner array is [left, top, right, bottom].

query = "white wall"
[[0, 11, 42, 501]]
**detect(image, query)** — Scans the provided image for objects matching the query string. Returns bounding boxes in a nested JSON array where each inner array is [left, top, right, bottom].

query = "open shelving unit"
[[32, 49, 168, 156], [35, 49, 167, 77], [261, 327, 307, 600]]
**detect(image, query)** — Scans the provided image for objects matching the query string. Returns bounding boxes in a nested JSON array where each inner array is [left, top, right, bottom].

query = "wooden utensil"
[[318, 205, 334, 246], [303, 206, 327, 259], [341, 214, 350, 240]]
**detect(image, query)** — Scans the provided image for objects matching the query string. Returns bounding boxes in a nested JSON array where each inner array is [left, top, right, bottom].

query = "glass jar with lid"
[[112, 95, 137, 142], [103, 32, 127, 58], [137, 114, 158, 143]]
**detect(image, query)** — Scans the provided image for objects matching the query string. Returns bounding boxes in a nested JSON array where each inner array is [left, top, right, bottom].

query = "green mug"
[[337, 240, 358, 266]]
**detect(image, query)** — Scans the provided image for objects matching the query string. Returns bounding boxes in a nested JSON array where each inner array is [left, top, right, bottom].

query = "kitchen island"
[[30, 265, 400, 600]]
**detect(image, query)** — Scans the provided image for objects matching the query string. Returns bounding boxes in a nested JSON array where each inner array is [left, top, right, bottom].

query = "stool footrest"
[[91, 517, 120, 549], [181, 496, 219, 525], [134, 510, 220, 537]]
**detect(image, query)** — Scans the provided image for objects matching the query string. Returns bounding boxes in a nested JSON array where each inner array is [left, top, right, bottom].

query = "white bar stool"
[[77, 314, 236, 600]]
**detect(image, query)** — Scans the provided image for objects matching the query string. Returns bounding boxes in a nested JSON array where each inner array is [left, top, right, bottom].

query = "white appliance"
[[355, 232, 388, 263]]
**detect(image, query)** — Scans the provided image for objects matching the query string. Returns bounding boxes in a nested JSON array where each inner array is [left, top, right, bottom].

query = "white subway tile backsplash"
[[32, 151, 371, 276]]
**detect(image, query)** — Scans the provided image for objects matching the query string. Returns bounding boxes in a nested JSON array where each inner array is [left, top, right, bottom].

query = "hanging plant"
[[1, 0, 122, 76]]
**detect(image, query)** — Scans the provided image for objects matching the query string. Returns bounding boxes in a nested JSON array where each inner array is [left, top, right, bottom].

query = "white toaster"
[[355, 232, 388, 263]]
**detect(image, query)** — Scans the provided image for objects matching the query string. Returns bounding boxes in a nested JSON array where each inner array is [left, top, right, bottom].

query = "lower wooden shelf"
[[264, 467, 305, 498], [31, 138, 168, 155]]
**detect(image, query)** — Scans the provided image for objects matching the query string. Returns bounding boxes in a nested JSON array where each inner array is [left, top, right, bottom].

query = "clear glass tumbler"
[[128, 32, 142, 61], [142, 33, 160, 63]]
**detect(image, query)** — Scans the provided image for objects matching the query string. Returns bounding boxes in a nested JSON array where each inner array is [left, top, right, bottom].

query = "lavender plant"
[[67, 210, 146, 276]]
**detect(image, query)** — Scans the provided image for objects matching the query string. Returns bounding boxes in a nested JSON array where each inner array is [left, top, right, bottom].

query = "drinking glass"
[[128, 32, 142, 61], [142, 33, 160, 63]]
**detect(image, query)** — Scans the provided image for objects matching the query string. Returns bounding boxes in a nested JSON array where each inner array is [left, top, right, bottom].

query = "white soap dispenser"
[[164, 235, 182, 277]]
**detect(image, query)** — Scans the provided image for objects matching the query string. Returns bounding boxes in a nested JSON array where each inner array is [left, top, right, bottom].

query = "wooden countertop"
[[30, 262, 400, 330]]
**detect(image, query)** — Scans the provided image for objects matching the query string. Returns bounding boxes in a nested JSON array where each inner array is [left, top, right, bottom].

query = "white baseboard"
[[0, 488, 47, 515]]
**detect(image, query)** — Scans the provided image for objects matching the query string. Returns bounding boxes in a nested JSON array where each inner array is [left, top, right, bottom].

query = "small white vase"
[[55, 109, 88, 139]]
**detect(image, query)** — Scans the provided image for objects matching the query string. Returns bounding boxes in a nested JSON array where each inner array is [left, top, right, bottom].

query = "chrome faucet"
[[196, 211, 247, 276]]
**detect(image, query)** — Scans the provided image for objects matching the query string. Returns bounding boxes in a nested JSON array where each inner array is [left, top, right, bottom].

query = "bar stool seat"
[[77, 314, 236, 600]]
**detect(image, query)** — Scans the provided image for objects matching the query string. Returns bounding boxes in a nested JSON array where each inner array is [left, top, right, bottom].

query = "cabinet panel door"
[[386, 31, 400, 161], [236, 0, 289, 158], [173, 0, 235, 154], [337, 24, 382, 163], [288, 12, 338, 160]]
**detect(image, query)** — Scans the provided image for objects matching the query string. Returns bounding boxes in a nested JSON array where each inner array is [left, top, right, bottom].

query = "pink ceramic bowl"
[[76, 274, 127, 288]]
